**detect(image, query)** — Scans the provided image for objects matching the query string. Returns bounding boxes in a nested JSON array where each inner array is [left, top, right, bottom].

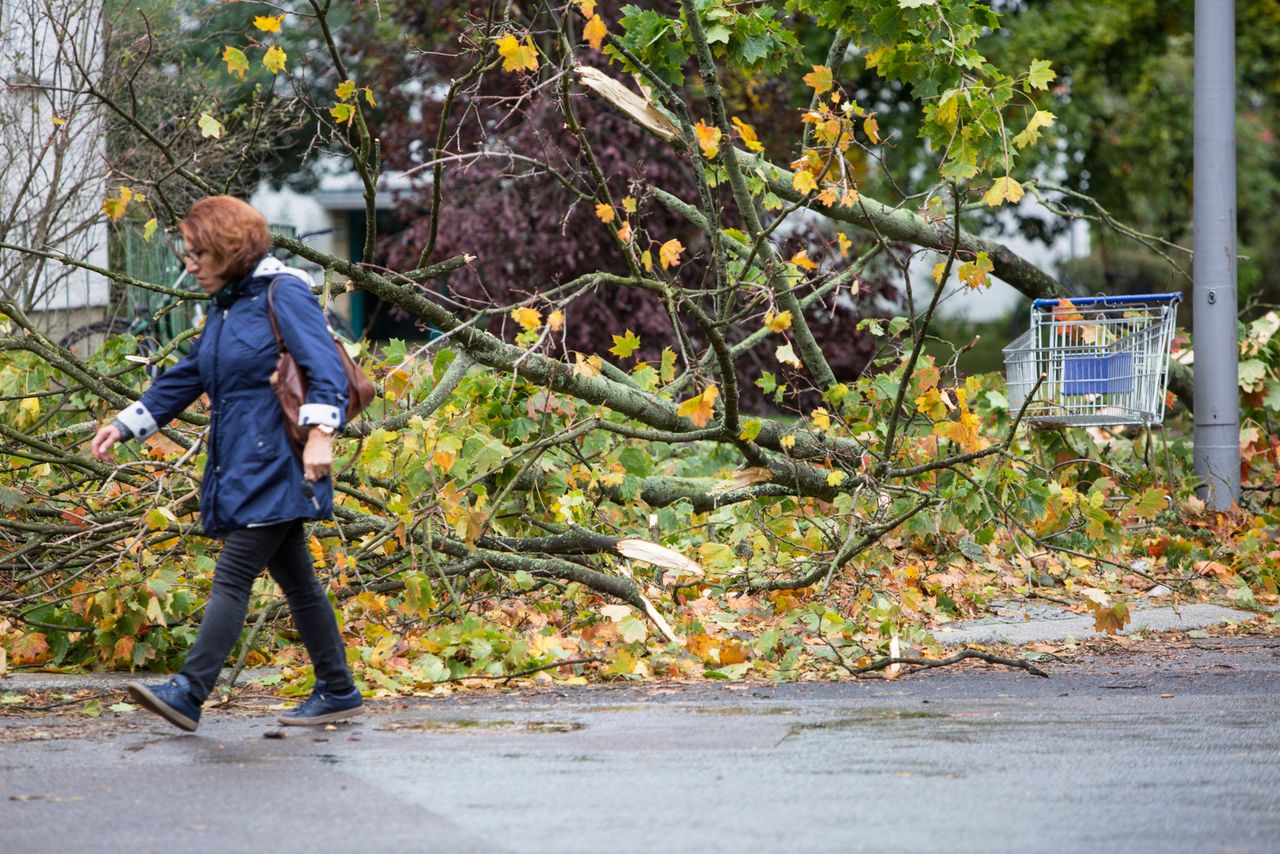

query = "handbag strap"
[[266, 279, 288, 355]]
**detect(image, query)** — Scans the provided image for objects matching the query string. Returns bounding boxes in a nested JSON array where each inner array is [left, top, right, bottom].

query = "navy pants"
[[181, 520, 354, 703]]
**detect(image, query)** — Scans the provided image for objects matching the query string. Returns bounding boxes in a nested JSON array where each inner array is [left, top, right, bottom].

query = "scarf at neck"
[[210, 274, 247, 310]]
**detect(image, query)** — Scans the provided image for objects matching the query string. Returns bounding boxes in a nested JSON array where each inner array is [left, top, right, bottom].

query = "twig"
[[845, 648, 1050, 678]]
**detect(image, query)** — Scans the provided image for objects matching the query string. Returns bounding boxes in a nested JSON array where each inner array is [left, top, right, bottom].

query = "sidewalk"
[[932, 601, 1259, 646]]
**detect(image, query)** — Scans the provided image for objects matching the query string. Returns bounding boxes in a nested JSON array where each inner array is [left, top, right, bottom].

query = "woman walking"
[[92, 196, 362, 731]]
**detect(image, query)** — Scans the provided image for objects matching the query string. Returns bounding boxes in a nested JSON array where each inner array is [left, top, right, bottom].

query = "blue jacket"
[[115, 256, 349, 536]]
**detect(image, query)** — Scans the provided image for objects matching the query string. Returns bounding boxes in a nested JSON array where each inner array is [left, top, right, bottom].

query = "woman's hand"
[[91, 424, 122, 462], [302, 428, 334, 482]]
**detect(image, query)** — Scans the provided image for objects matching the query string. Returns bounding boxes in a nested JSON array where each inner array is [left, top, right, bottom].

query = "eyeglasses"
[[182, 248, 208, 263]]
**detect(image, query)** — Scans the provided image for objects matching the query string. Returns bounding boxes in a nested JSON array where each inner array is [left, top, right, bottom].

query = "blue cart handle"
[[1032, 292, 1183, 309]]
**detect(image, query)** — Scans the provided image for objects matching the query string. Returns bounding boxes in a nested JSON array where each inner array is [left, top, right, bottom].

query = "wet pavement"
[[2, 638, 1278, 853]]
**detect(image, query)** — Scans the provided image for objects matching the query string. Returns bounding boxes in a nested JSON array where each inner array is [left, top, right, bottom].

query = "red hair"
[[179, 196, 272, 281]]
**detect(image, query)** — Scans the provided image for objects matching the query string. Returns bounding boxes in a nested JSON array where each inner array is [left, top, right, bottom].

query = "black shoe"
[[128, 674, 201, 732], [277, 682, 363, 726]]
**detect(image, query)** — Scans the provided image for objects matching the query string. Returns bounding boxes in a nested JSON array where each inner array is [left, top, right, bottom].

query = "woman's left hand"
[[302, 428, 334, 481]]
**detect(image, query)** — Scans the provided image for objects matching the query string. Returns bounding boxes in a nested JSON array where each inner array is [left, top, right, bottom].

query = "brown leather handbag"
[[267, 280, 376, 457]]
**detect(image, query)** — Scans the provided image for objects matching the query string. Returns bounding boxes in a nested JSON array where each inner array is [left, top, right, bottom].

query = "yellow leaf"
[[576, 0, 597, 17], [739, 418, 762, 442], [818, 186, 838, 207], [803, 65, 833, 95], [936, 93, 959, 128], [841, 189, 859, 206], [811, 407, 831, 431], [222, 46, 249, 79], [677, 384, 719, 428], [863, 115, 880, 144], [595, 203, 615, 223], [583, 14, 607, 52], [659, 238, 684, 270], [780, 434, 796, 450], [914, 388, 948, 420], [497, 33, 538, 73], [838, 232, 851, 258], [622, 196, 637, 214], [263, 45, 287, 74], [330, 103, 355, 126], [101, 186, 133, 222], [198, 112, 223, 138], [511, 306, 542, 332], [982, 176, 1025, 207], [18, 396, 39, 425], [50, 116, 66, 126], [765, 310, 792, 333], [790, 250, 817, 271], [548, 310, 564, 332], [827, 470, 846, 487], [933, 388, 986, 452], [364, 88, 377, 108], [932, 261, 947, 284], [958, 251, 994, 290], [573, 352, 603, 378], [776, 342, 802, 369], [254, 13, 284, 32], [143, 218, 158, 242], [616, 221, 632, 243], [792, 169, 818, 196], [694, 118, 721, 160], [641, 249, 653, 272], [1013, 110, 1056, 149], [732, 117, 764, 152], [336, 79, 357, 101]]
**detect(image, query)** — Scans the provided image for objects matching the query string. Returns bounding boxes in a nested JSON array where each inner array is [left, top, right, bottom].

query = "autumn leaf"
[[810, 407, 831, 431], [573, 352, 603, 378], [677, 384, 719, 428], [330, 103, 355, 126], [660, 348, 677, 383], [197, 113, 223, 139], [780, 434, 796, 450], [659, 238, 684, 270], [764, 310, 792, 333], [609, 329, 641, 358], [863, 115, 880, 144], [914, 387, 949, 420], [222, 46, 249, 79], [595, 203, 615, 223], [336, 79, 357, 101], [143, 218, 158, 242], [982, 176, 1025, 207], [732, 116, 764, 152], [1013, 110, 1056, 149], [497, 33, 538, 73], [363, 88, 376, 108], [616, 221, 632, 243], [739, 418, 762, 442], [803, 65, 833, 95], [10, 632, 49, 665], [547, 310, 564, 332], [838, 232, 851, 258], [932, 261, 947, 284], [790, 250, 817, 271], [827, 470, 846, 487], [101, 186, 133, 221], [254, 13, 284, 32], [622, 196, 637, 214], [958, 252, 994, 289], [576, 0, 597, 17], [792, 169, 818, 195], [263, 45, 287, 74], [583, 14, 607, 52], [694, 119, 721, 160], [933, 388, 985, 451], [818, 186, 838, 207], [775, 342, 802, 369], [511, 306, 542, 332]]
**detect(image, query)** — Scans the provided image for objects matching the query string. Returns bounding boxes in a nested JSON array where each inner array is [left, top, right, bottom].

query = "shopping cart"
[[1002, 293, 1182, 428]]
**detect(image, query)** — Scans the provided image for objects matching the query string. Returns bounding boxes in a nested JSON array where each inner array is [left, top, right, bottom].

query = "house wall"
[[0, 0, 111, 339]]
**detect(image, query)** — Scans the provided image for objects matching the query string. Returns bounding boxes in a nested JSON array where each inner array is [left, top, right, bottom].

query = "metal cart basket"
[[1002, 293, 1182, 428]]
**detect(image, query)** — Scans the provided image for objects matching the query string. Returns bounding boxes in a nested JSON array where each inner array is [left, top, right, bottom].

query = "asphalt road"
[[2, 639, 1278, 853]]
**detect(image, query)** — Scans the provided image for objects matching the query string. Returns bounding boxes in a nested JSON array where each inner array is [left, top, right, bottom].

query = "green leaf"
[[1025, 58, 1056, 91], [618, 615, 648, 644], [609, 329, 641, 359], [1130, 487, 1167, 521], [898, 0, 936, 7]]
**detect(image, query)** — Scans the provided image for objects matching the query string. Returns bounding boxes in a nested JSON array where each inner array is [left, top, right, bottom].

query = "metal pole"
[[1193, 0, 1241, 510]]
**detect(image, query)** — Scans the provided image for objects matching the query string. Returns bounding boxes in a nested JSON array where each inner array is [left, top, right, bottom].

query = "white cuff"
[[298, 403, 341, 429], [117, 401, 158, 440]]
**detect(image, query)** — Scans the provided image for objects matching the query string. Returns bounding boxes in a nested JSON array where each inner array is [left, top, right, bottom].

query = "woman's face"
[[183, 244, 228, 295]]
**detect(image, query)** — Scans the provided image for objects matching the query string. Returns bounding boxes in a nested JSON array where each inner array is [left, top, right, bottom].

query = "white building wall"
[[0, 0, 110, 324]]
